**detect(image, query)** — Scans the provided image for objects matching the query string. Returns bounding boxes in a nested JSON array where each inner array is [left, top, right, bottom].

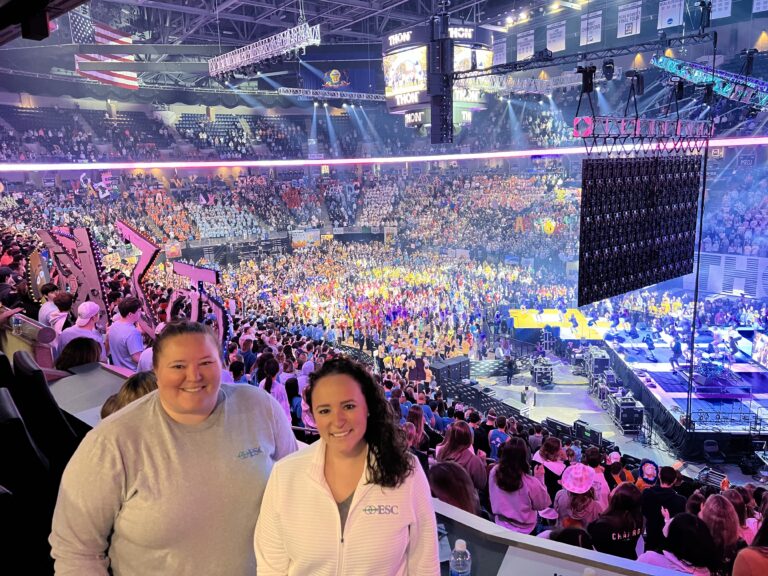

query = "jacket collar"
[[308, 439, 376, 497]]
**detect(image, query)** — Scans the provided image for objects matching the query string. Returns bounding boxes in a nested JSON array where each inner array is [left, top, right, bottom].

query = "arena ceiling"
[[0, 0, 537, 91]]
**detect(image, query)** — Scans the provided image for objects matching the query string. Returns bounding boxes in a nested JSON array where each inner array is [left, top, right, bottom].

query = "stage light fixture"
[[577, 65, 596, 93], [602, 59, 615, 81]]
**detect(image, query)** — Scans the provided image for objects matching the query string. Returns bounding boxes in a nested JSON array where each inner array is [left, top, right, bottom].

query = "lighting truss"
[[208, 23, 321, 77], [460, 66, 622, 95], [277, 87, 385, 102], [453, 31, 715, 81], [651, 54, 768, 110]]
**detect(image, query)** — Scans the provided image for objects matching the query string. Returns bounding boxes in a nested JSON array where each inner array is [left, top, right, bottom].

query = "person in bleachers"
[[51, 321, 297, 575], [604, 451, 633, 490], [700, 494, 748, 575], [489, 437, 550, 535], [733, 514, 768, 576], [106, 296, 145, 372], [588, 482, 643, 559], [255, 357, 439, 575], [436, 420, 488, 493], [100, 371, 158, 419], [54, 337, 102, 372], [553, 463, 603, 529], [428, 461, 483, 517], [57, 301, 106, 361], [37, 282, 61, 326], [637, 513, 716, 575], [641, 465, 686, 552], [49, 291, 75, 334], [533, 436, 567, 504]]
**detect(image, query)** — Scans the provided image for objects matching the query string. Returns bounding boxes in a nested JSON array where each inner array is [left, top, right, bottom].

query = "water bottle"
[[449, 538, 471, 576], [11, 315, 22, 336]]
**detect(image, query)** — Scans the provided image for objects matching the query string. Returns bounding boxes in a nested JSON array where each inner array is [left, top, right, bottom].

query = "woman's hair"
[[55, 337, 102, 371], [700, 494, 741, 558], [549, 527, 593, 549], [306, 357, 413, 488], [568, 488, 597, 519], [723, 489, 748, 527], [405, 405, 425, 442], [262, 357, 280, 394], [538, 436, 562, 462], [100, 394, 120, 419], [663, 513, 717, 569], [753, 514, 768, 547], [388, 397, 402, 422], [152, 321, 220, 368], [601, 482, 642, 530], [284, 377, 300, 402], [436, 420, 473, 463], [686, 491, 705, 516], [494, 437, 530, 493], [428, 461, 480, 515], [403, 421, 419, 448], [101, 371, 158, 419]]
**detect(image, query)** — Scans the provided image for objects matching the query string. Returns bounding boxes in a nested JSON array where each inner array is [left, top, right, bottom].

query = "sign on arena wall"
[[682, 252, 768, 298], [617, 2, 642, 39]]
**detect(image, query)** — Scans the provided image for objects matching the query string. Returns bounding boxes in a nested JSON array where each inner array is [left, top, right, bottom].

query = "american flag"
[[70, 6, 139, 90]]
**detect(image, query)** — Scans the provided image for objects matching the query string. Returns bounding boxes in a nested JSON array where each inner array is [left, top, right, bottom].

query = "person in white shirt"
[[57, 301, 107, 361], [255, 357, 439, 575], [37, 282, 60, 326]]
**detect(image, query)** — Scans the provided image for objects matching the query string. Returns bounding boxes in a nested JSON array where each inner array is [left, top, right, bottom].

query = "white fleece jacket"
[[255, 439, 439, 576]]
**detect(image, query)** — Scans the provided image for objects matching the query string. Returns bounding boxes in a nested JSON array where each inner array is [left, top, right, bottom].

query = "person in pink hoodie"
[[489, 437, 550, 534]]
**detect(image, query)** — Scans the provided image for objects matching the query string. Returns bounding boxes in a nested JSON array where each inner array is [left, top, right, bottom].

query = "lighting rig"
[[208, 22, 321, 79], [651, 53, 768, 111]]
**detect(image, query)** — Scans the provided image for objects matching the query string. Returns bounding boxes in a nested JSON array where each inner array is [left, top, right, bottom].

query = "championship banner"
[[617, 2, 642, 39], [492, 38, 507, 66], [546, 21, 566, 53], [754, 0, 768, 14], [657, 0, 684, 29], [711, 0, 732, 19], [516, 30, 535, 62], [580, 11, 602, 47]]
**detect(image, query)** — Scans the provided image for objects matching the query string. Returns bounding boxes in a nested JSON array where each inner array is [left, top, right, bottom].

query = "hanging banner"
[[617, 2, 642, 38], [657, 0, 684, 29], [516, 30, 535, 62], [546, 21, 567, 53], [492, 38, 507, 66], [754, 0, 768, 13], [711, 0, 732, 18], [580, 11, 602, 47]]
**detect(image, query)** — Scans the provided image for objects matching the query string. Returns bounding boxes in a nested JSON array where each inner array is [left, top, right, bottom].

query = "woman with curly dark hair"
[[255, 357, 438, 574]]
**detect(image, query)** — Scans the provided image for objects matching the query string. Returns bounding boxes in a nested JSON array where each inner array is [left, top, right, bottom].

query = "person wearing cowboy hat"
[[554, 463, 604, 529]]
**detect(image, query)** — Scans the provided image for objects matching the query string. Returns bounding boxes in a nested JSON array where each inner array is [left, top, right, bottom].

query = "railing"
[[434, 499, 680, 576]]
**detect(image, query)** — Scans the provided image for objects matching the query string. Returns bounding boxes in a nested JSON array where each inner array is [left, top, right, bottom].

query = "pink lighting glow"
[[1, 136, 768, 173]]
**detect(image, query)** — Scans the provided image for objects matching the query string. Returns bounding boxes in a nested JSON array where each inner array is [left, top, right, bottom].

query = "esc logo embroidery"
[[363, 505, 399, 515], [237, 447, 263, 459]]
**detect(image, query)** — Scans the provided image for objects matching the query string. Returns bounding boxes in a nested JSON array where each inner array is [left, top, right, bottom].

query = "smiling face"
[[311, 373, 368, 458], [154, 333, 222, 425]]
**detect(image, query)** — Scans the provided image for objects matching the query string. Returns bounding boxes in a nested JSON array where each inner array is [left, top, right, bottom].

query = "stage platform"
[[495, 310, 768, 457]]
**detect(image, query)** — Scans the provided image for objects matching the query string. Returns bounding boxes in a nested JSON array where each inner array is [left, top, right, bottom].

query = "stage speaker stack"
[[574, 419, 603, 446], [429, 38, 453, 144], [430, 356, 469, 384]]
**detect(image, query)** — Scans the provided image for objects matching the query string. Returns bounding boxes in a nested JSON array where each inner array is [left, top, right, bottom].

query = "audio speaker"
[[22, 10, 50, 41]]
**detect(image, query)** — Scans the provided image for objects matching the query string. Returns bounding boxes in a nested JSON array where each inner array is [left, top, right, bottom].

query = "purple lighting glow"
[[1, 136, 767, 172]]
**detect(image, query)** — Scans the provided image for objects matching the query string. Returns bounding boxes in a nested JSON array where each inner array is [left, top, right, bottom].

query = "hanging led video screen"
[[577, 155, 702, 307]]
